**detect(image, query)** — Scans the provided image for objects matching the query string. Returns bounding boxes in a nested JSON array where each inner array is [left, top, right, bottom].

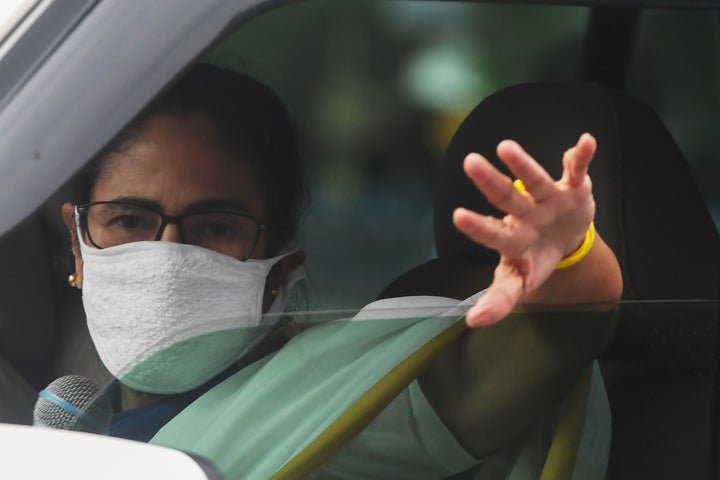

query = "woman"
[[61, 64, 621, 478]]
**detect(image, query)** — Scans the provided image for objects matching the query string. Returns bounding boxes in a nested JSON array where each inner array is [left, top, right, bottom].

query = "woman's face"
[[90, 114, 271, 258], [62, 114, 304, 300]]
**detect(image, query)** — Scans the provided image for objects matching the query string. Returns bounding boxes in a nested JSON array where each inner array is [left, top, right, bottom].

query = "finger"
[[466, 271, 522, 327], [463, 153, 533, 218], [496, 140, 556, 202], [562, 133, 596, 187], [453, 207, 537, 256]]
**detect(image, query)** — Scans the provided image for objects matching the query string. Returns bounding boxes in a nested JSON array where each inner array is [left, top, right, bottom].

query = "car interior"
[[380, 80, 720, 479], [0, 1, 718, 478]]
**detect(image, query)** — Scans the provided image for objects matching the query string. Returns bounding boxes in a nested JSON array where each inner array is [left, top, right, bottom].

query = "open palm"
[[454, 133, 597, 327]]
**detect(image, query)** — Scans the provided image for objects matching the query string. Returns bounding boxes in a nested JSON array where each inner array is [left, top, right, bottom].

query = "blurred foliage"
[[204, 0, 718, 309]]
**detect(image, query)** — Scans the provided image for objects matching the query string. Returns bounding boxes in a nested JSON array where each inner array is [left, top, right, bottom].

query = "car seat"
[[380, 82, 720, 479], [0, 191, 112, 425]]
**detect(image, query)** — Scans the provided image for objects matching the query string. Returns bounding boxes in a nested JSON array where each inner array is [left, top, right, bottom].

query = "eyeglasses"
[[77, 201, 267, 260]]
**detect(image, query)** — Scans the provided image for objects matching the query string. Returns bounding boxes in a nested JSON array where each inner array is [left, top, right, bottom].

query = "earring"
[[68, 273, 79, 288], [271, 287, 280, 298]]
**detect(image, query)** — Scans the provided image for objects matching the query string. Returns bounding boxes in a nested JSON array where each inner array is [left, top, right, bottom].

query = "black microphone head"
[[33, 375, 112, 434]]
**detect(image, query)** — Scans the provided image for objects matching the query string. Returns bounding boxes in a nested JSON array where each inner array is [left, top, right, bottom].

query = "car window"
[[205, 1, 720, 309], [0, 1, 718, 479], [206, 0, 592, 308]]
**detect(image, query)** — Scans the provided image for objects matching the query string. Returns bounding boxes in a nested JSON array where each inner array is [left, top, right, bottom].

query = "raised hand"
[[453, 133, 599, 327]]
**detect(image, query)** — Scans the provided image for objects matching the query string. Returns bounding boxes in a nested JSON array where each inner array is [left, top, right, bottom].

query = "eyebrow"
[[106, 196, 256, 216]]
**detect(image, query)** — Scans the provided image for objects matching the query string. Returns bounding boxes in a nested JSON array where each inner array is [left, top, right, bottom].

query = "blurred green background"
[[205, 0, 720, 309]]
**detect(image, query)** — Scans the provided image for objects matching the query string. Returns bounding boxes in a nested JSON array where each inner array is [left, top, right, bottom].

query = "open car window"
[[200, 1, 720, 310]]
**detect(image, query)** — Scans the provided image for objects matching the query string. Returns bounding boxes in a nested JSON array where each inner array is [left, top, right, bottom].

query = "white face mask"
[[77, 219, 304, 395]]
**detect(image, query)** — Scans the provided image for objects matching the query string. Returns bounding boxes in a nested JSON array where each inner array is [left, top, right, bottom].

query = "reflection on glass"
[[20, 300, 719, 478]]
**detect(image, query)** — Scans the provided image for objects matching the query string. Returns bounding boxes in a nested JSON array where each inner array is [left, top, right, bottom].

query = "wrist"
[[556, 222, 595, 270]]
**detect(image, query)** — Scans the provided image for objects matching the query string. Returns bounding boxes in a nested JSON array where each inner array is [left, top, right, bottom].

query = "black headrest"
[[382, 82, 720, 301], [436, 82, 720, 300]]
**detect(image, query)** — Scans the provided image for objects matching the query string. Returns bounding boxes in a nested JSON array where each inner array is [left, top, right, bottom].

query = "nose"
[[158, 222, 183, 243]]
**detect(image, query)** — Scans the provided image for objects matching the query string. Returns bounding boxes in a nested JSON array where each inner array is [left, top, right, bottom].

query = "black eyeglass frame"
[[76, 201, 269, 260]]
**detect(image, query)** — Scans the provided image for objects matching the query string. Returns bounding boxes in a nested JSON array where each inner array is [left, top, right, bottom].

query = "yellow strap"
[[539, 365, 593, 480], [270, 319, 468, 480]]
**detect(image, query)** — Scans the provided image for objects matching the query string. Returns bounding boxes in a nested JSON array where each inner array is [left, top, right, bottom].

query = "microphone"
[[33, 375, 112, 434]]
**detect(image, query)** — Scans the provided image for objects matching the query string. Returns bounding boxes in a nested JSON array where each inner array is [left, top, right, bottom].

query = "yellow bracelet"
[[513, 178, 528, 195], [513, 179, 595, 270], [556, 221, 595, 270]]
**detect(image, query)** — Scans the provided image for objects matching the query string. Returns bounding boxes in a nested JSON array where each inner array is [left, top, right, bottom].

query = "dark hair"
[[74, 64, 305, 255]]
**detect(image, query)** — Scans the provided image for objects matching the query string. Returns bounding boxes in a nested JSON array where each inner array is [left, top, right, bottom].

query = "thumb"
[[466, 272, 522, 327]]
